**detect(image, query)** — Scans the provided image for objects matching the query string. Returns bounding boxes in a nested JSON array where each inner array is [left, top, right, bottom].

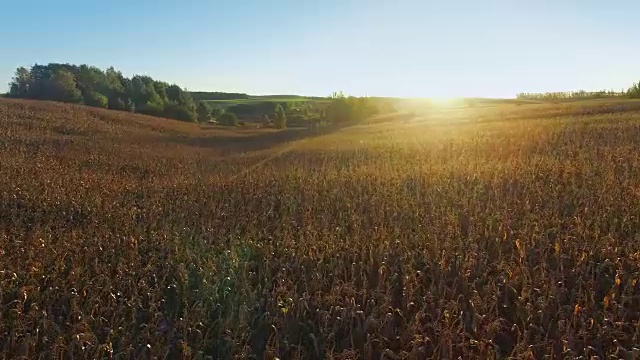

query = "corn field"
[[2, 98, 640, 359]]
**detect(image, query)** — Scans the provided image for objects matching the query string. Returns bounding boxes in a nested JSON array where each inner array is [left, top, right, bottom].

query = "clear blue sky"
[[1, 0, 639, 98]]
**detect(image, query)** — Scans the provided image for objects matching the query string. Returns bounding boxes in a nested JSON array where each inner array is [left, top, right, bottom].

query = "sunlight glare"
[[430, 97, 460, 107]]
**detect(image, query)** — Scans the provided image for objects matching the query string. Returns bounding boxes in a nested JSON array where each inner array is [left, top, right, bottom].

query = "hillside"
[[191, 91, 327, 102], [3, 98, 640, 358]]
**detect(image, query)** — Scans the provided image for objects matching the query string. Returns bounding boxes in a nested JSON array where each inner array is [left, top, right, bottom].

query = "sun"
[[430, 97, 459, 107]]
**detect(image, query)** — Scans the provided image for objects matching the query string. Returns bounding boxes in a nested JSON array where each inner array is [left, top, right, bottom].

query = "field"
[[202, 96, 330, 109], [2, 97, 640, 359]]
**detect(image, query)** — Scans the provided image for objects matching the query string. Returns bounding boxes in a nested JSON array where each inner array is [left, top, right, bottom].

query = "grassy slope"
[[3, 98, 640, 358]]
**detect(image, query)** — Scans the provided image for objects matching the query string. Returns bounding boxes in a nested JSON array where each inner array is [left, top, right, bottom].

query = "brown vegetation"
[[2, 98, 640, 359]]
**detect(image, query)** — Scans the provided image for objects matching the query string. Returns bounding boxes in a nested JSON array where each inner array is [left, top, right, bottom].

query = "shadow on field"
[[167, 127, 335, 152]]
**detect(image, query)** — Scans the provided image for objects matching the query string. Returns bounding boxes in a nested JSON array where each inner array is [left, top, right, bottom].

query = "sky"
[[1, 0, 640, 98]]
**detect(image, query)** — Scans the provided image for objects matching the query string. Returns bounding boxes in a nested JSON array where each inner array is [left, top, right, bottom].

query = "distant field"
[[3, 97, 640, 358], [203, 95, 539, 110], [203, 96, 330, 108]]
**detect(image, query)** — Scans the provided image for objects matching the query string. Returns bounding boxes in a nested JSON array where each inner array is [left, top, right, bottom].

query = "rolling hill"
[[3, 97, 640, 358]]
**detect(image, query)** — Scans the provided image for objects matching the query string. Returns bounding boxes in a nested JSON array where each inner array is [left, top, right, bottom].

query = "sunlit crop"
[[2, 98, 640, 359]]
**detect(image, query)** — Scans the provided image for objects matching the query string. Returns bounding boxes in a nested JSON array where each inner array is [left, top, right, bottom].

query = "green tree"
[[105, 67, 125, 94], [166, 84, 187, 104], [138, 91, 165, 117], [165, 84, 196, 121], [325, 93, 351, 125], [131, 75, 154, 108], [46, 69, 83, 104], [153, 81, 169, 104], [165, 103, 196, 122], [210, 106, 223, 120], [196, 101, 212, 122], [108, 97, 126, 111], [84, 90, 109, 108], [125, 98, 136, 112], [274, 104, 287, 129], [628, 82, 640, 98], [76, 65, 107, 96], [8, 67, 33, 98], [7, 63, 201, 122], [219, 112, 238, 126], [324, 92, 380, 126]]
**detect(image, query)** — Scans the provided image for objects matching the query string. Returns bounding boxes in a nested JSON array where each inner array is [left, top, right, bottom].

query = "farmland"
[[201, 95, 330, 109], [2, 97, 640, 359]]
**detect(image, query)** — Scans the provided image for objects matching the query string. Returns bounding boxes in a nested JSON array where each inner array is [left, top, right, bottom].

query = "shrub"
[[108, 97, 126, 111], [274, 104, 287, 129], [164, 103, 197, 122], [84, 90, 108, 108], [219, 112, 238, 126], [196, 101, 212, 122], [324, 93, 380, 126]]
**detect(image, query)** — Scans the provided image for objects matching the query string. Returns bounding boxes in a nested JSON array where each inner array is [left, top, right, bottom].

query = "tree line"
[[5, 63, 389, 128], [516, 82, 640, 101], [7, 63, 198, 121], [627, 82, 640, 98], [191, 91, 250, 102]]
